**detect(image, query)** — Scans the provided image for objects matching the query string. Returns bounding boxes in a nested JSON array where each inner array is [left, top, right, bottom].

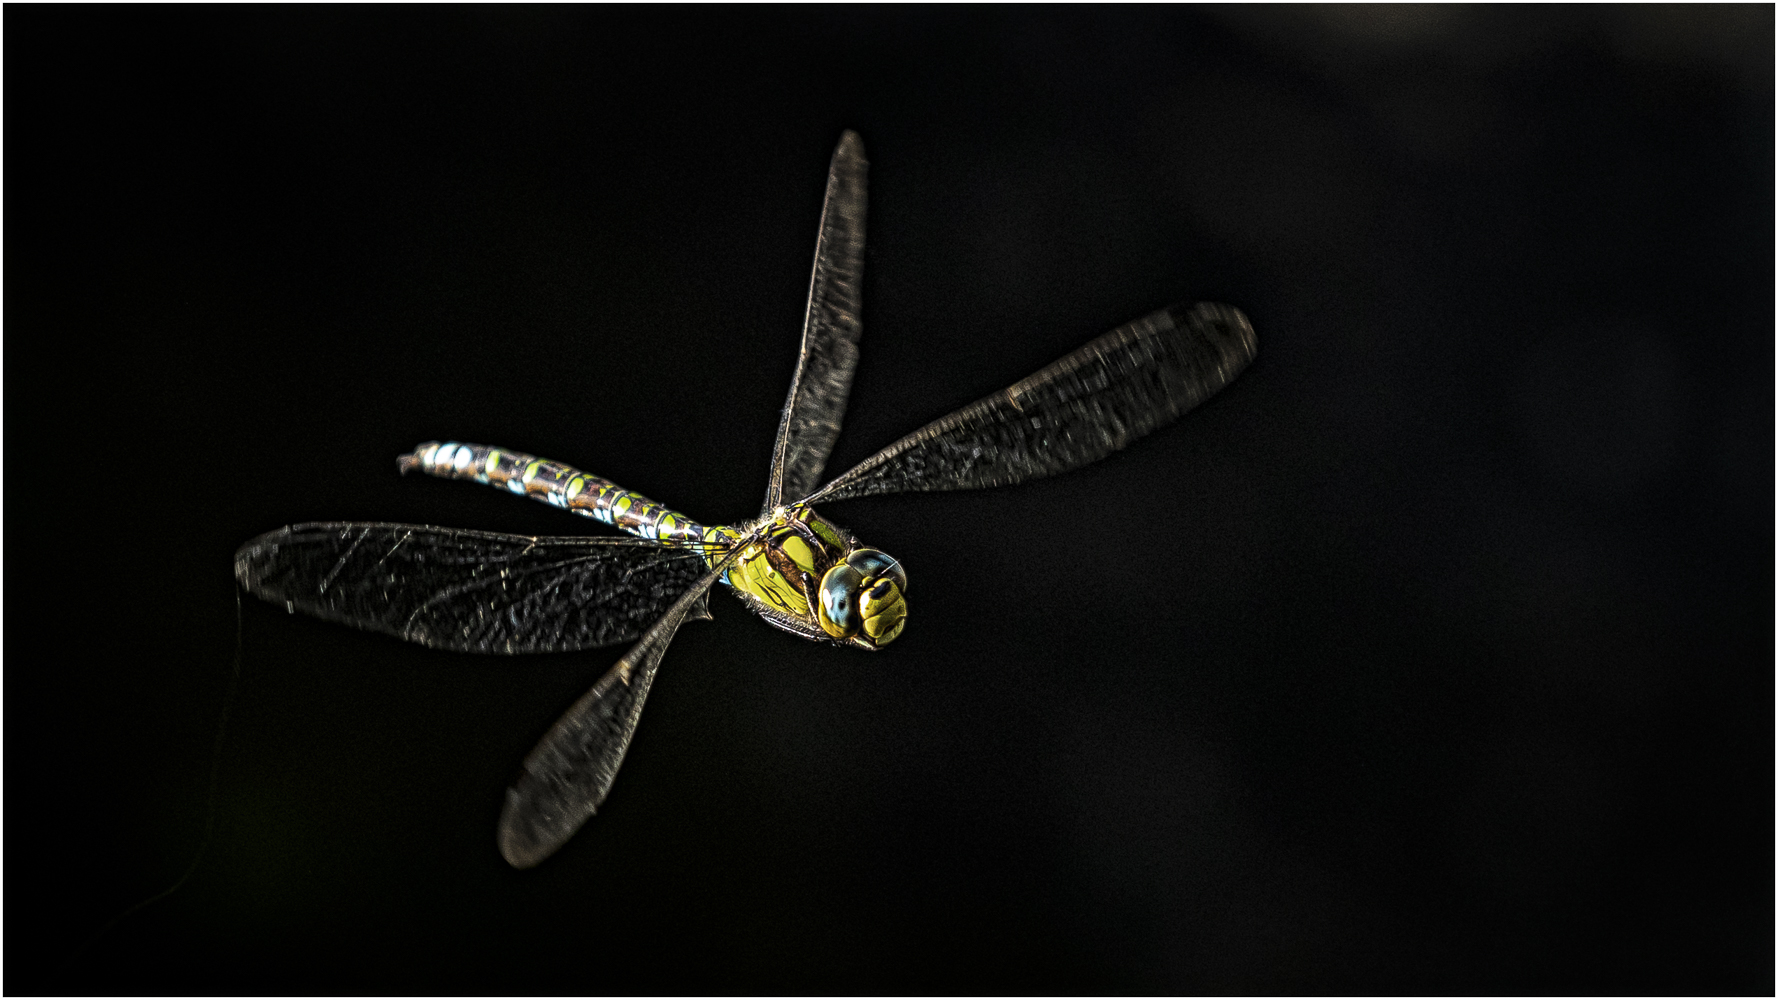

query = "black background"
[[9, 6, 1772, 994]]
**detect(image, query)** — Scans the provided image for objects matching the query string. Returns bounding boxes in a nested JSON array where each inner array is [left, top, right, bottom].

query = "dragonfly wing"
[[763, 129, 869, 512], [235, 522, 711, 654], [805, 302, 1257, 503], [497, 555, 732, 868]]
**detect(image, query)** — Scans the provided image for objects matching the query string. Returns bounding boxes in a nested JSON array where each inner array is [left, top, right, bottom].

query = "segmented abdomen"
[[399, 441, 739, 558]]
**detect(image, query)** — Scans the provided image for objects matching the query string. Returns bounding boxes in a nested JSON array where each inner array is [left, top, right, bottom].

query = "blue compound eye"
[[817, 564, 864, 639], [846, 548, 908, 594]]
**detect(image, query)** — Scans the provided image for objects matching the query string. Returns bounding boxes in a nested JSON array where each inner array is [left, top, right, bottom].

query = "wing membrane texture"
[[234, 522, 708, 654], [764, 130, 869, 511], [808, 302, 1257, 503], [497, 556, 732, 867]]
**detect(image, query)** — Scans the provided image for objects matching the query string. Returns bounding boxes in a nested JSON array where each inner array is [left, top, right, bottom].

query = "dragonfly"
[[235, 130, 1258, 868]]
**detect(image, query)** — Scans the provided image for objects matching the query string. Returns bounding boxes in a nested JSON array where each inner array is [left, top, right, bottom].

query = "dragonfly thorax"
[[722, 506, 907, 650]]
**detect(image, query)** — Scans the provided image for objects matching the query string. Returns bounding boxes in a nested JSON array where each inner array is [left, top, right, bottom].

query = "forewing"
[[805, 302, 1257, 503], [764, 129, 869, 512], [234, 522, 710, 654], [497, 555, 733, 867]]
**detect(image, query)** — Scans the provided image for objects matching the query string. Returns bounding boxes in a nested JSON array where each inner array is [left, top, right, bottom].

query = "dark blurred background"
[[8, 6, 1771, 993]]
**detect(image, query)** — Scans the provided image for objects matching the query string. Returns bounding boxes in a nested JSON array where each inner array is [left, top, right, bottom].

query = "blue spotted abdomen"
[[398, 441, 739, 556]]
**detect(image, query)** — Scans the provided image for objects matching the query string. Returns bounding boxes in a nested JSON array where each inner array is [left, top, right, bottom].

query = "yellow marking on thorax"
[[724, 519, 825, 618], [729, 541, 808, 617]]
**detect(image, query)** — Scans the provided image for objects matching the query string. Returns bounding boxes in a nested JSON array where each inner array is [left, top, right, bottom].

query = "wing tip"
[[498, 834, 547, 870], [497, 789, 568, 870], [1177, 301, 1259, 374], [834, 128, 867, 165], [233, 525, 294, 591]]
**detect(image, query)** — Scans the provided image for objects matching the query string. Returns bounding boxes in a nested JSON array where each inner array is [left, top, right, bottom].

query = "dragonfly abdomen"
[[398, 442, 738, 554]]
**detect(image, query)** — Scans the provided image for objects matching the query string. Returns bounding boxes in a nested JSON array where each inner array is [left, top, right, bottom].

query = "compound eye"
[[817, 564, 864, 639], [846, 548, 908, 595]]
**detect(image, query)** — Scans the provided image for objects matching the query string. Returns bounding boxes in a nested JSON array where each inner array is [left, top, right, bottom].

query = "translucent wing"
[[497, 553, 734, 867], [763, 129, 869, 512], [234, 522, 711, 655], [804, 302, 1257, 503]]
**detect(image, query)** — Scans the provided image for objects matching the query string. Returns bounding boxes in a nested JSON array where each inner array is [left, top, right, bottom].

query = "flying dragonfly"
[[235, 131, 1258, 868]]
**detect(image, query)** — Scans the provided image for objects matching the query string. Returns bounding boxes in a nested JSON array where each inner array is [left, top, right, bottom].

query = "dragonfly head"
[[816, 548, 908, 647]]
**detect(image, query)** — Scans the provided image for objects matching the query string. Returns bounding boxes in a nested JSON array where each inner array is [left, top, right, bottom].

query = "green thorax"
[[721, 505, 854, 629]]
